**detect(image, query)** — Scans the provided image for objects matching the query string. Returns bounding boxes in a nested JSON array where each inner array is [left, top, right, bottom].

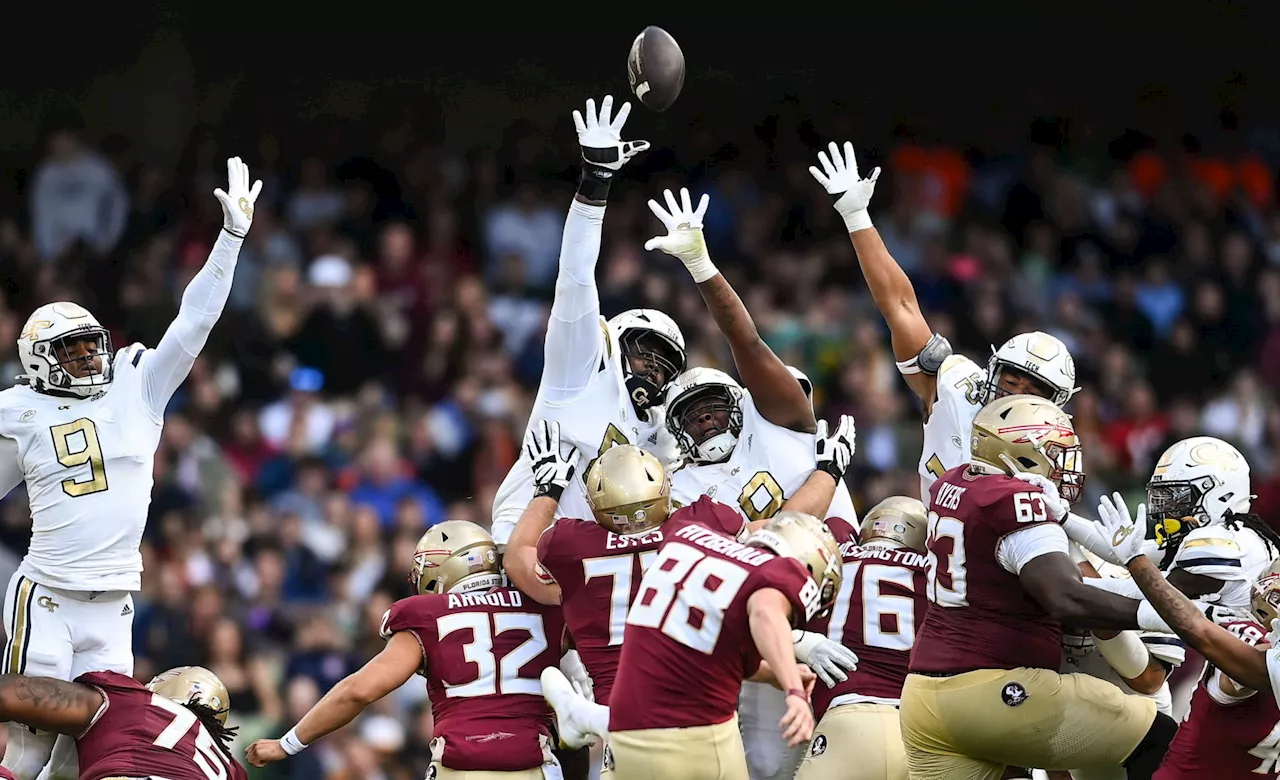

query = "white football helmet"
[[17, 302, 113, 398], [1147, 436, 1252, 550], [664, 367, 744, 464], [984, 331, 1079, 407], [607, 309, 687, 412]]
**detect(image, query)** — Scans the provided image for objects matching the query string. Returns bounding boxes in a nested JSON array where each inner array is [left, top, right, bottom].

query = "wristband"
[[533, 482, 565, 502], [577, 163, 613, 204], [785, 688, 808, 702], [280, 727, 308, 756], [1094, 631, 1150, 679]]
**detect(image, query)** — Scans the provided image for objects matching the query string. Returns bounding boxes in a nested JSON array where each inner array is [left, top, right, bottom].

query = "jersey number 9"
[[50, 419, 108, 497]]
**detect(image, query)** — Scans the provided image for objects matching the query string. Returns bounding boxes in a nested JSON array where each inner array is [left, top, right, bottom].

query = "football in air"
[[626, 26, 685, 113]]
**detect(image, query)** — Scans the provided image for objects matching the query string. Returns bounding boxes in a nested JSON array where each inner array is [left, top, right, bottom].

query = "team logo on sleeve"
[[1000, 682, 1028, 707]]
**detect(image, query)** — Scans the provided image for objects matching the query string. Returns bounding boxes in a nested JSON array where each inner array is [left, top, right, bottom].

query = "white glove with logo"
[[213, 157, 263, 238], [574, 96, 649, 202], [793, 631, 858, 688], [1093, 493, 1149, 567], [808, 141, 881, 234], [644, 187, 718, 283], [815, 415, 855, 481], [1008, 470, 1069, 522], [526, 420, 576, 502], [559, 649, 595, 702]]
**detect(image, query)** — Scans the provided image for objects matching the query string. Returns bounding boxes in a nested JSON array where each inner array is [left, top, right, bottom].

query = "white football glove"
[[574, 95, 649, 171], [1007, 470, 1069, 522], [793, 631, 858, 688], [1094, 492, 1148, 567], [1267, 618, 1280, 647], [807, 141, 881, 233], [644, 187, 718, 283], [213, 157, 263, 238], [815, 415, 855, 481], [559, 650, 595, 703], [525, 420, 576, 501]]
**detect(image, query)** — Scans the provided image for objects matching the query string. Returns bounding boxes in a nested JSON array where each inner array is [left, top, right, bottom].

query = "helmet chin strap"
[[625, 374, 662, 412], [694, 431, 737, 463]]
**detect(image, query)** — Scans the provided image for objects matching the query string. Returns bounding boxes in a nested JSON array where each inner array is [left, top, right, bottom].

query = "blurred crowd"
[[1, 103, 1279, 778]]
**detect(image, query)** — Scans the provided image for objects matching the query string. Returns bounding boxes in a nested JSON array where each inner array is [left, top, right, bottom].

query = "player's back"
[[671, 392, 853, 525], [912, 466, 1061, 674], [1155, 619, 1279, 778], [919, 354, 985, 499], [810, 517, 928, 720], [609, 497, 817, 732], [381, 587, 566, 771], [75, 670, 247, 780], [0, 347, 160, 591], [492, 320, 674, 542], [535, 517, 663, 704]]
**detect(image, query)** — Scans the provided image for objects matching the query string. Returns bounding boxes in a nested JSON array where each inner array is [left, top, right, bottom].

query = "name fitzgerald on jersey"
[[448, 591, 524, 609], [675, 524, 771, 567]]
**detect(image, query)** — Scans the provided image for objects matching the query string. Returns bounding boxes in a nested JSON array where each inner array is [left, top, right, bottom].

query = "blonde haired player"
[[0, 158, 259, 780], [490, 95, 686, 555]]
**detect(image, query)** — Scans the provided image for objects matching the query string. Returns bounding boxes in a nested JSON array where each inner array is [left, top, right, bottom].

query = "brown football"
[[626, 26, 685, 113]]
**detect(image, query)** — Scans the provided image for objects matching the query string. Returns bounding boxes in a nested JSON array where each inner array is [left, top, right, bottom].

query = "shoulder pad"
[[938, 354, 983, 383], [1173, 526, 1249, 580], [115, 342, 148, 370], [1138, 634, 1187, 666], [934, 355, 986, 410]]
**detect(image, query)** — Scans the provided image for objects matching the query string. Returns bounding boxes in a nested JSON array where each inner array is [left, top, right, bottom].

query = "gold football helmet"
[[411, 521, 503, 595], [1252, 558, 1280, 628], [971, 394, 1085, 502], [860, 496, 927, 551], [146, 666, 231, 725], [746, 511, 842, 619], [585, 445, 671, 536]]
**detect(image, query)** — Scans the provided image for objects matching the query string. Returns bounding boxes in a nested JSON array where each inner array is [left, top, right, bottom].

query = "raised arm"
[[808, 142, 941, 409], [0, 675, 103, 735], [541, 96, 649, 404], [246, 630, 422, 766], [505, 421, 573, 604], [644, 188, 812, 431], [1126, 556, 1270, 692], [776, 415, 857, 523], [140, 158, 261, 418]]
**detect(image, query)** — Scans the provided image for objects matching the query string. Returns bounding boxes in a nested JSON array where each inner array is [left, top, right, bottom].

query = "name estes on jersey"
[[670, 391, 858, 524], [0, 343, 159, 592]]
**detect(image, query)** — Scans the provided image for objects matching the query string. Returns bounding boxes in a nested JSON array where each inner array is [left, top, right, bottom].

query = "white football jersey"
[[1171, 523, 1273, 611], [0, 344, 161, 592], [669, 393, 859, 526], [491, 319, 679, 545], [919, 354, 986, 500], [1060, 556, 1185, 718]]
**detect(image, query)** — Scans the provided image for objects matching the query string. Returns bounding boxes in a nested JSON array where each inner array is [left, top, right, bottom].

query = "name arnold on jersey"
[[448, 591, 524, 610], [675, 524, 772, 567]]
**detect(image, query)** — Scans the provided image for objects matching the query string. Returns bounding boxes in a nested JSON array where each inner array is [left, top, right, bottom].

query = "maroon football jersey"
[[536, 517, 664, 705], [381, 587, 566, 771], [609, 496, 818, 732], [1155, 619, 1280, 779], [0, 766, 13, 780], [808, 517, 929, 720], [910, 467, 1062, 674], [74, 671, 247, 780]]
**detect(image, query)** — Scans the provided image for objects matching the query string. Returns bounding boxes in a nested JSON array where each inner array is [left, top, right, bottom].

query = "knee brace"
[[2, 724, 56, 780], [1122, 711, 1177, 779]]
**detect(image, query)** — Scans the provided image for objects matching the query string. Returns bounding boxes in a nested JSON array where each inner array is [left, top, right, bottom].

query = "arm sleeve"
[[997, 523, 1071, 575], [139, 230, 243, 418], [540, 201, 606, 403], [0, 437, 23, 498]]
